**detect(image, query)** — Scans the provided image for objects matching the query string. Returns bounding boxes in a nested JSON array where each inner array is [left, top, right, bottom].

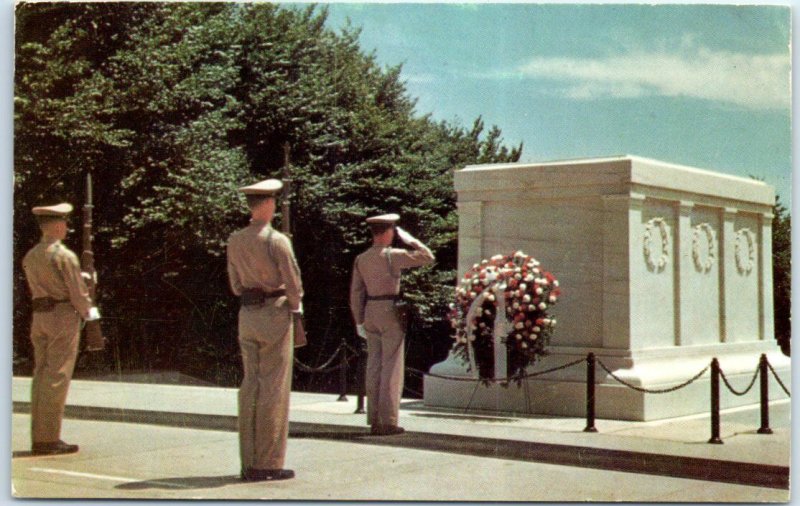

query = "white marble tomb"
[[424, 155, 790, 421]]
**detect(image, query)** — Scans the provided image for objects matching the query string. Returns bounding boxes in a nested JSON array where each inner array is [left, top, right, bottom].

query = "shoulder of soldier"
[[269, 229, 293, 247], [52, 243, 80, 267]]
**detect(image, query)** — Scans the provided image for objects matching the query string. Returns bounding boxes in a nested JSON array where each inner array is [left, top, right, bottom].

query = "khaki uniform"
[[22, 237, 92, 444], [350, 242, 434, 427], [227, 220, 303, 471]]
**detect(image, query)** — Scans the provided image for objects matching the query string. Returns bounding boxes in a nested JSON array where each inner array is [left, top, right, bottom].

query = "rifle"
[[281, 142, 306, 348], [82, 173, 106, 351]]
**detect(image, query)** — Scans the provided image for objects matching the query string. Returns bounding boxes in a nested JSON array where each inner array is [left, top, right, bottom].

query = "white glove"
[[395, 226, 417, 246], [86, 307, 101, 321], [356, 324, 367, 339]]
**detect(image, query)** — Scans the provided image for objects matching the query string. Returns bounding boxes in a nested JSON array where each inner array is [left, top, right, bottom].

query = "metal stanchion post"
[[583, 353, 598, 433], [354, 339, 367, 414], [708, 358, 723, 444], [757, 354, 773, 434], [337, 337, 348, 402]]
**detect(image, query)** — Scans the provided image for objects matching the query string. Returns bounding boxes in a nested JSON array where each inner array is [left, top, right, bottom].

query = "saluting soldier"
[[349, 214, 434, 435], [226, 178, 303, 482], [22, 203, 100, 455]]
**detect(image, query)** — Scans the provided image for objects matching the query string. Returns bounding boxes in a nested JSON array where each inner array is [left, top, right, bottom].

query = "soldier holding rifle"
[[22, 202, 100, 456]]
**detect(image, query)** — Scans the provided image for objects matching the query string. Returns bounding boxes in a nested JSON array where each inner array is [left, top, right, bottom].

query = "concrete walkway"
[[10, 376, 791, 501]]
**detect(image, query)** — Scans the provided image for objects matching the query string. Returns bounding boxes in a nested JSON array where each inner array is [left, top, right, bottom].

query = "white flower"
[[540, 278, 549, 286], [522, 294, 531, 303], [481, 259, 488, 265], [486, 293, 496, 302], [520, 283, 528, 291], [553, 280, 560, 287], [533, 326, 541, 332], [514, 322, 524, 330], [533, 268, 540, 275], [538, 302, 547, 310], [542, 318, 551, 325], [529, 333, 538, 340], [483, 309, 492, 316], [515, 334, 522, 340], [551, 319, 557, 327], [524, 274, 534, 282], [491, 254, 503, 261], [512, 302, 520, 309], [521, 342, 528, 349], [468, 335, 476, 342], [549, 295, 557, 303], [514, 250, 524, 258], [514, 273, 522, 280], [481, 278, 489, 286], [535, 287, 543, 295]]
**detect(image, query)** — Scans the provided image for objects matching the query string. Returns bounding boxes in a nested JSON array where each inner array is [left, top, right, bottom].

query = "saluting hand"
[[395, 226, 417, 246]]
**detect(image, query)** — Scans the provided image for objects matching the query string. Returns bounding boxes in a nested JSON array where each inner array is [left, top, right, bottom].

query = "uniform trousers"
[[29, 303, 80, 444], [237, 302, 293, 470], [364, 300, 405, 428]]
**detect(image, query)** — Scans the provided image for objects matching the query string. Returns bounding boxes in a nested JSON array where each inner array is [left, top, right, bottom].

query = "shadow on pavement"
[[116, 474, 243, 490]]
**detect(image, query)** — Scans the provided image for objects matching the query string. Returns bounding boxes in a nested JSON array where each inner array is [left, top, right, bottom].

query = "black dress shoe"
[[371, 425, 405, 436], [244, 468, 295, 481], [31, 440, 79, 456]]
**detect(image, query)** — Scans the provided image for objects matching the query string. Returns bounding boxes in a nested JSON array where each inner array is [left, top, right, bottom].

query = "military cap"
[[238, 178, 283, 196], [365, 213, 400, 224], [32, 203, 73, 217]]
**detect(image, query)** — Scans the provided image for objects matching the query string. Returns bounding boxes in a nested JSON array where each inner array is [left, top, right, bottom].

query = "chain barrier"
[[766, 359, 791, 397], [404, 357, 585, 384], [294, 344, 357, 374], [596, 359, 709, 394], [718, 363, 760, 396]]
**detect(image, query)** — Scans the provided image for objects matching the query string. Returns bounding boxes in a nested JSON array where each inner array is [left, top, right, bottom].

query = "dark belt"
[[367, 294, 399, 301], [32, 297, 69, 312], [240, 288, 287, 306]]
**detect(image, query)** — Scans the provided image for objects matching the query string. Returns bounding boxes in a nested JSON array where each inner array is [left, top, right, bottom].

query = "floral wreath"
[[643, 218, 669, 271], [448, 251, 561, 381], [691, 223, 716, 273], [734, 228, 756, 275]]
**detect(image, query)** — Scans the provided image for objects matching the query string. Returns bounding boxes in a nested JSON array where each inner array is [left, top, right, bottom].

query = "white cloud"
[[510, 47, 789, 110]]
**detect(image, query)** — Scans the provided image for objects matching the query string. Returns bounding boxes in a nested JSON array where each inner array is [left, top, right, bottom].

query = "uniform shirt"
[[227, 220, 303, 311], [349, 241, 434, 325], [22, 236, 93, 317]]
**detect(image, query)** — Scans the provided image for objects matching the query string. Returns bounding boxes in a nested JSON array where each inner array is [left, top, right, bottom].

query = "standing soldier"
[[349, 214, 434, 435], [226, 179, 303, 482], [22, 203, 100, 455]]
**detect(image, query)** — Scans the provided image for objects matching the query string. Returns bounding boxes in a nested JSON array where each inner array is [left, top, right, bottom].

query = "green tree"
[[13, 3, 522, 391], [772, 198, 790, 355]]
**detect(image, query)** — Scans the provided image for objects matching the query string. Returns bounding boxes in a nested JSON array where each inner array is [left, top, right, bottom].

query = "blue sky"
[[324, 3, 791, 205]]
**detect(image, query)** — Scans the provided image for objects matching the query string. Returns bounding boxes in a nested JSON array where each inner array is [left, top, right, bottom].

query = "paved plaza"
[[10, 377, 792, 502]]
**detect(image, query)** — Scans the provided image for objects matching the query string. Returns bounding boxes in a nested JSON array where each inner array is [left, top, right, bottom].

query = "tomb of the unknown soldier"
[[425, 155, 790, 421]]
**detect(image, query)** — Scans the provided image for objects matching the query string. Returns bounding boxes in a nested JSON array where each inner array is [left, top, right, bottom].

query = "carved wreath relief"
[[643, 217, 669, 272], [691, 223, 716, 273], [734, 228, 756, 275]]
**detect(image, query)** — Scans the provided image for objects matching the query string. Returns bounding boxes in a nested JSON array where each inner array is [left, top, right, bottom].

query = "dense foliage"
[[772, 199, 791, 356], [13, 2, 522, 392]]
